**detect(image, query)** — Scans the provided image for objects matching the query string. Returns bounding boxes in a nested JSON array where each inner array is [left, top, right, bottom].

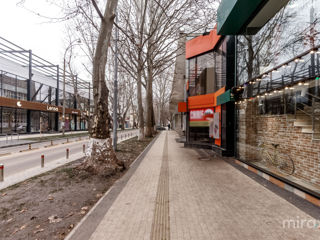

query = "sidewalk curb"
[[232, 159, 320, 207], [0, 129, 137, 149], [65, 133, 160, 240], [0, 135, 88, 149]]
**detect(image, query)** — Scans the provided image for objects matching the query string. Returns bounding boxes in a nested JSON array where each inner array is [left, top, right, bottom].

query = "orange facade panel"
[[188, 93, 215, 109], [188, 87, 225, 110], [178, 102, 187, 113], [185, 27, 222, 59]]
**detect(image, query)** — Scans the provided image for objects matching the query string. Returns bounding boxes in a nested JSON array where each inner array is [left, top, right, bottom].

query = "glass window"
[[40, 112, 55, 132], [1, 74, 17, 99], [16, 109, 27, 133], [2, 107, 16, 133], [30, 81, 55, 104], [16, 76, 27, 100], [30, 111, 40, 133]]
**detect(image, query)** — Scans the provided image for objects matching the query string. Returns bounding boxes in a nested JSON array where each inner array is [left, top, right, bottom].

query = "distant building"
[[0, 37, 91, 134]]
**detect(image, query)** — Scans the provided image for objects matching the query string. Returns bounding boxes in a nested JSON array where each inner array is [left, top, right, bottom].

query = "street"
[[0, 129, 139, 179]]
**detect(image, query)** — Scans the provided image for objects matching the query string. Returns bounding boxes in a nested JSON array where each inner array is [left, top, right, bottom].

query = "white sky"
[[0, 1, 70, 72]]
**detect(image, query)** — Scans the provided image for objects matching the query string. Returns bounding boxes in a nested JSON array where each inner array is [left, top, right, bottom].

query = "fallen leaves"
[[65, 212, 74, 218], [20, 224, 26, 230], [80, 206, 89, 215], [47, 195, 54, 201], [34, 228, 44, 234], [19, 208, 27, 214], [48, 215, 62, 223], [96, 193, 103, 198]]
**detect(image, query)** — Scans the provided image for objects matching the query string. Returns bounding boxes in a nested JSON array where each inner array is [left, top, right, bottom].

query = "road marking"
[[150, 132, 170, 240]]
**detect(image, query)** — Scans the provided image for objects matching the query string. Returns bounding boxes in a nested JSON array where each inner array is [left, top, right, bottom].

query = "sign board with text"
[[189, 108, 214, 127]]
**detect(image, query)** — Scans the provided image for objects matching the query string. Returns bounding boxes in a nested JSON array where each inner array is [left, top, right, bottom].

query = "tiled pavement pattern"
[[81, 131, 319, 239], [150, 133, 170, 240], [88, 133, 166, 240]]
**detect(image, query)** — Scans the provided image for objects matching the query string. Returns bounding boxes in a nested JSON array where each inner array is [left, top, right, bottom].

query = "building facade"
[[180, 28, 236, 156], [0, 37, 91, 134], [217, 0, 320, 194]]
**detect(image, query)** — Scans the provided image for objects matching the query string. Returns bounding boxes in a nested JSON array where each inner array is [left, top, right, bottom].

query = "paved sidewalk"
[[67, 131, 320, 240]]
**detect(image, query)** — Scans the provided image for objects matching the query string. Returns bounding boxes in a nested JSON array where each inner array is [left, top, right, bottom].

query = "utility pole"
[[62, 58, 66, 136], [113, 11, 119, 151], [62, 39, 81, 136]]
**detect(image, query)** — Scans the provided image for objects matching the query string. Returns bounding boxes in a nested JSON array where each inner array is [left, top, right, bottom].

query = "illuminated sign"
[[47, 106, 59, 112], [17, 101, 22, 107]]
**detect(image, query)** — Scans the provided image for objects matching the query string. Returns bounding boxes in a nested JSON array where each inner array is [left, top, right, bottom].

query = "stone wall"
[[237, 100, 320, 187]]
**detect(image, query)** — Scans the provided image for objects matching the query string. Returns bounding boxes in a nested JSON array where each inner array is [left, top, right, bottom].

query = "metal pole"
[[0, 164, 3, 182], [62, 58, 66, 136], [66, 148, 69, 159], [83, 144, 85, 153], [41, 155, 44, 168], [113, 11, 119, 151]]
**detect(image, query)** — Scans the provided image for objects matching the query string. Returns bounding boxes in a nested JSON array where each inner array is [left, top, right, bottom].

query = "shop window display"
[[236, 0, 320, 188]]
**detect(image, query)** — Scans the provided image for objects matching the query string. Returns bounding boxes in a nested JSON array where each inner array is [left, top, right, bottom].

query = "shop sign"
[[47, 106, 59, 112], [217, 89, 234, 105], [72, 111, 79, 115], [190, 108, 214, 127], [17, 101, 22, 107]]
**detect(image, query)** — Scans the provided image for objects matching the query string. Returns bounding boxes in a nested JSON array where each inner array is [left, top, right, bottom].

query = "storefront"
[[183, 27, 236, 156], [217, 0, 320, 193], [0, 95, 82, 134]]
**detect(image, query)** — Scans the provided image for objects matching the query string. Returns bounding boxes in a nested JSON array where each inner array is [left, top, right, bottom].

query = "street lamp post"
[[62, 39, 81, 136], [62, 57, 66, 136]]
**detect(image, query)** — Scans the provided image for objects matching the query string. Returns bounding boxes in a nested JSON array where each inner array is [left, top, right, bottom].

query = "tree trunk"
[[137, 61, 145, 140], [81, 0, 124, 176], [145, 59, 154, 137]]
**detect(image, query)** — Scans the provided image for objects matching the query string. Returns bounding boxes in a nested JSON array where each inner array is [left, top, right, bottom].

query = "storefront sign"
[[0, 96, 81, 116], [217, 89, 234, 105], [190, 108, 214, 127], [47, 106, 59, 112]]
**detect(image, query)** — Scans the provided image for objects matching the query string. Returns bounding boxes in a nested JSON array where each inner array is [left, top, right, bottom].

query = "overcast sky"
[[0, 1, 67, 68]]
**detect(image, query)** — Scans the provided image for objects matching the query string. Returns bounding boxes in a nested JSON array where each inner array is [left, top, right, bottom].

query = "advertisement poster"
[[212, 112, 220, 139], [209, 119, 214, 138], [189, 108, 214, 127]]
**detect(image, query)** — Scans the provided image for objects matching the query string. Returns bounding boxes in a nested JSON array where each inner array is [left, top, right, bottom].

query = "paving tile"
[[85, 131, 320, 240]]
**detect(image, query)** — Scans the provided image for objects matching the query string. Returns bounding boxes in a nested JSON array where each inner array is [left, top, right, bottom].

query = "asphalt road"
[[0, 129, 139, 178]]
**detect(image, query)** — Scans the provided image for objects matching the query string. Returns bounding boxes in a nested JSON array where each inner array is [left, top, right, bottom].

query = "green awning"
[[217, 90, 234, 105], [217, 0, 290, 35]]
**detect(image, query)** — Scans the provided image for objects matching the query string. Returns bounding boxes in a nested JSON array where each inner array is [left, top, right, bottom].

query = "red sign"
[[190, 108, 214, 127]]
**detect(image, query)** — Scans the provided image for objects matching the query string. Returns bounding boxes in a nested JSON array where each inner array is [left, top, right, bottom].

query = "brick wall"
[[237, 100, 320, 187]]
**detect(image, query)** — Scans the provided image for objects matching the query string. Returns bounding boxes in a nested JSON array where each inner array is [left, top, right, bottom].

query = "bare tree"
[[116, 0, 217, 137]]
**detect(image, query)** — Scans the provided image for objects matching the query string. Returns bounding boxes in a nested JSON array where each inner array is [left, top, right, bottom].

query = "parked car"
[[156, 126, 166, 131]]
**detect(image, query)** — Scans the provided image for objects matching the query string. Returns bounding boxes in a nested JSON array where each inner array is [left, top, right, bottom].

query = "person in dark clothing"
[[167, 123, 171, 130]]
